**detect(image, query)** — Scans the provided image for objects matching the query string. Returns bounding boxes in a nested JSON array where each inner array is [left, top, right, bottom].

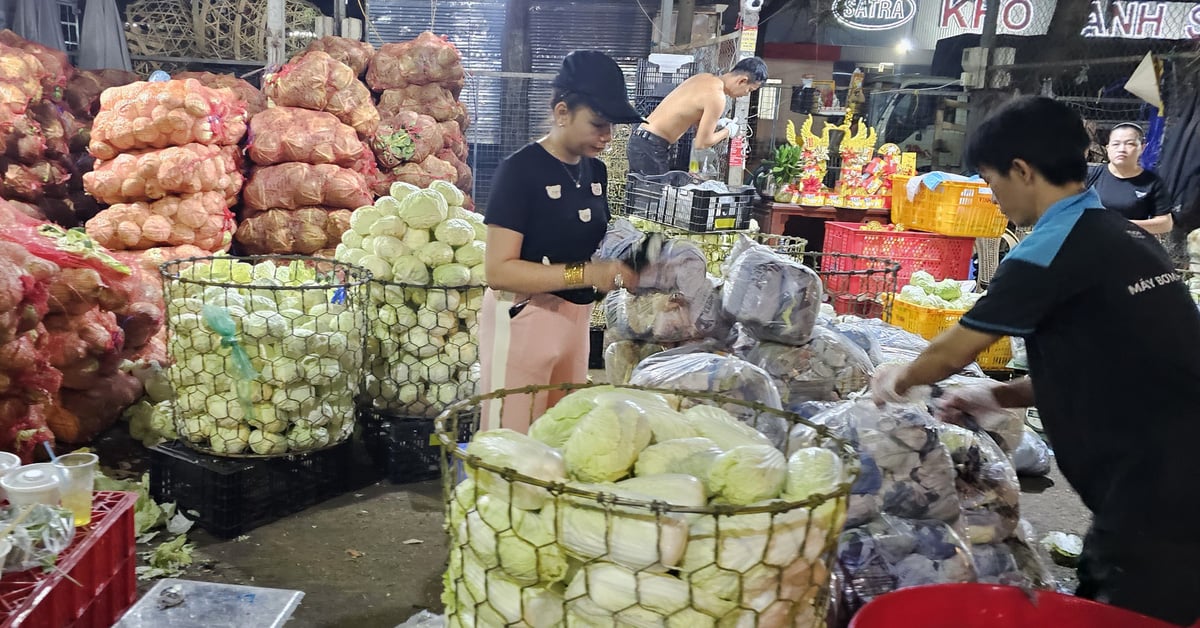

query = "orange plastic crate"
[[886, 297, 1012, 370], [0, 491, 138, 627], [891, 175, 1008, 238]]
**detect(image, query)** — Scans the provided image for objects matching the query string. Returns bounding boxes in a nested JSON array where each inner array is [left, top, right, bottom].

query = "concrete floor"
[[133, 452, 1090, 628]]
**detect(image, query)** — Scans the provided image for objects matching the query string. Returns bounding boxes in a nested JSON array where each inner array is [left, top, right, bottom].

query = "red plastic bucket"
[[849, 583, 1184, 628]]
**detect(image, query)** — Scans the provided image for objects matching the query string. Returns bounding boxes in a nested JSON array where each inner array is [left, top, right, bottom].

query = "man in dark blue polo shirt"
[[873, 96, 1200, 626]]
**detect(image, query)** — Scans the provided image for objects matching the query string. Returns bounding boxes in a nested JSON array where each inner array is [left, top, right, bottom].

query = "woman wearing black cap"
[[1086, 122, 1173, 234], [478, 50, 643, 433]]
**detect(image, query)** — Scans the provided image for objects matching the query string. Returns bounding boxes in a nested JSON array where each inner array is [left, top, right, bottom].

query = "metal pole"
[[334, 0, 347, 37], [658, 0, 674, 49], [727, 0, 761, 186], [980, 0, 1000, 52], [675, 0, 695, 48], [265, 0, 286, 67]]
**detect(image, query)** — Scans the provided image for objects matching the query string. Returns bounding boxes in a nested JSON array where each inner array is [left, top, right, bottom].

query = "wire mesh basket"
[[160, 255, 369, 457], [361, 279, 484, 418], [435, 383, 859, 628]]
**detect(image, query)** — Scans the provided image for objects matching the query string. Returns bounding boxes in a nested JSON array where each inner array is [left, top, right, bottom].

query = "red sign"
[[729, 136, 746, 168]]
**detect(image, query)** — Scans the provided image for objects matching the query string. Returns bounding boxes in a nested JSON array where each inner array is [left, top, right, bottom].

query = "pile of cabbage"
[[444, 386, 855, 627], [334, 180, 485, 416], [895, 271, 982, 311], [163, 257, 366, 455]]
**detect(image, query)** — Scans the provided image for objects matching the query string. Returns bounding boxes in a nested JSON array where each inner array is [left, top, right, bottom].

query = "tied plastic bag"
[[811, 401, 961, 528], [1012, 429, 1052, 477], [201, 304, 259, 423], [936, 424, 1020, 546], [735, 324, 874, 406], [629, 351, 788, 448], [833, 315, 929, 358], [603, 340, 666, 386], [395, 611, 444, 628], [934, 377, 1025, 454], [722, 237, 822, 346], [835, 514, 978, 612], [1009, 336, 1029, 370], [604, 290, 699, 343]]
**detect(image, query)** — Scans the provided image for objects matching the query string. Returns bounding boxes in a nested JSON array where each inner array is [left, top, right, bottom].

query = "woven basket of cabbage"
[[435, 383, 859, 627], [160, 255, 370, 457]]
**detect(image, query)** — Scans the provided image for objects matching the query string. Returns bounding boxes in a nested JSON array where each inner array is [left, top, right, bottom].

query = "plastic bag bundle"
[[629, 352, 788, 448], [0, 503, 74, 572], [604, 289, 709, 344], [371, 111, 443, 168], [88, 79, 248, 160], [247, 107, 365, 167], [722, 237, 823, 346], [809, 402, 961, 529], [234, 208, 352, 255], [378, 84, 467, 125], [834, 315, 930, 358], [936, 424, 1021, 546], [835, 515, 978, 612], [83, 143, 243, 205], [367, 31, 465, 93], [603, 340, 668, 386], [263, 51, 379, 138], [735, 325, 874, 409], [1011, 429, 1052, 477], [173, 71, 267, 116], [242, 162, 373, 211], [85, 192, 235, 252], [935, 377, 1025, 454], [304, 36, 376, 77]]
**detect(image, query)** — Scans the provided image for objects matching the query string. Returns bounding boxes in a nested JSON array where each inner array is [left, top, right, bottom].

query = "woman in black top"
[[478, 50, 643, 432], [1086, 122, 1173, 234]]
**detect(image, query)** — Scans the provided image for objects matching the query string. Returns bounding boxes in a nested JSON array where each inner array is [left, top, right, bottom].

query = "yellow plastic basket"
[[885, 297, 1012, 370], [891, 175, 1008, 238]]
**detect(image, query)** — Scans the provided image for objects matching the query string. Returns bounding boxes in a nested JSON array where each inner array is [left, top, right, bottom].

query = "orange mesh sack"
[[85, 191, 235, 251], [394, 153, 457, 189], [83, 143, 243, 204], [263, 51, 380, 138], [88, 78, 249, 160], [63, 69, 140, 119], [174, 71, 267, 116], [235, 207, 352, 254], [0, 42, 45, 112], [371, 111, 443, 169], [247, 107, 365, 167], [436, 148, 473, 192], [377, 84, 466, 124], [0, 30, 72, 100], [305, 36, 376, 76], [242, 162, 372, 211], [439, 119, 468, 161], [367, 31, 464, 94]]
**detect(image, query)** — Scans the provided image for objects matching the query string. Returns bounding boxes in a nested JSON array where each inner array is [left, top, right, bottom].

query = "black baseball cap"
[[553, 50, 645, 124]]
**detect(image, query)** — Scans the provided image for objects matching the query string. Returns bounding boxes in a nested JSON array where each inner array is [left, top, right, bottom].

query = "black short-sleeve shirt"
[[484, 143, 610, 304], [961, 189, 1200, 534], [1086, 164, 1171, 221]]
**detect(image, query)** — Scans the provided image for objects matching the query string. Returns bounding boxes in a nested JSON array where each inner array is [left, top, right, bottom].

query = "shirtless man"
[[627, 57, 768, 175]]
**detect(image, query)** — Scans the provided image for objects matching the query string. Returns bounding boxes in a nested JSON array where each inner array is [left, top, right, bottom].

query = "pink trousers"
[[478, 288, 592, 433]]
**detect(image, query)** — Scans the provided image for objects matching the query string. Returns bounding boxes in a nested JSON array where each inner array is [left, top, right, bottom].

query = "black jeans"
[[1075, 525, 1200, 626], [627, 127, 671, 176]]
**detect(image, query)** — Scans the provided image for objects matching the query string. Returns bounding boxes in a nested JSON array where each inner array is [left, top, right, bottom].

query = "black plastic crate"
[[359, 408, 478, 484], [588, 326, 605, 370], [625, 173, 756, 232], [148, 440, 353, 539]]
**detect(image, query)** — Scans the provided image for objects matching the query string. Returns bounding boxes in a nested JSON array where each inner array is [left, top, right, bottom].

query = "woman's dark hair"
[[550, 88, 591, 112], [728, 57, 768, 83], [965, 96, 1089, 185]]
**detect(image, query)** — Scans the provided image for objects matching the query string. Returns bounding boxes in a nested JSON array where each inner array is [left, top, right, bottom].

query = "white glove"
[[724, 121, 741, 137], [716, 117, 735, 130], [870, 363, 930, 406], [935, 381, 1004, 425]]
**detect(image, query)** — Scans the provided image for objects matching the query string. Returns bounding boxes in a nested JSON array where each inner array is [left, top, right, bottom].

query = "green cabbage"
[[416, 241, 455, 267], [708, 445, 787, 505], [466, 429, 567, 510], [562, 398, 653, 482], [462, 494, 567, 585], [430, 179, 466, 207], [529, 385, 618, 448], [682, 405, 773, 450], [454, 240, 486, 267], [399, 189, 449, 229], [434, 218, 475, 247], [781, 447, 843, 502], [391, 256, 430, 285], [433, 263, 472, 288]]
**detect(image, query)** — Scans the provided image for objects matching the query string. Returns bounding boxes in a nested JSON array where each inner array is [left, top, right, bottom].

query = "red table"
[[757, 202, 892, 251]]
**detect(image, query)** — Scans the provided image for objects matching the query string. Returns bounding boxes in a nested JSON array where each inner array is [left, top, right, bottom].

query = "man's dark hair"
[[728, 57, 768, 83], [1110, 122, 1145, 142], [965, 96, 1089, 185]]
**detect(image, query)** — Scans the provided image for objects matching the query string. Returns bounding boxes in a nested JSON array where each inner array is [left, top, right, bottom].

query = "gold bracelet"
[[563, 262, 586, 288]]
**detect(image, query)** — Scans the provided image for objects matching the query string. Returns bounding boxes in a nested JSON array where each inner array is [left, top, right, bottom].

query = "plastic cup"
[[52, 453, 97, 527], [0, 452, 22, 503], [1, 464, 61, 508]]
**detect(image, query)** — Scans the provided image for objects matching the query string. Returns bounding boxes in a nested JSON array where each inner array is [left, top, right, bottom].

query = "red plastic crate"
[[0, 491, 138, 627], [823, 222, 974, 293]]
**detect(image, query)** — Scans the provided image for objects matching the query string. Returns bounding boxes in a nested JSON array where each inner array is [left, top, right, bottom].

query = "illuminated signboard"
[[833, 0, 918, 31], [1082, 1, 1200, 39]]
